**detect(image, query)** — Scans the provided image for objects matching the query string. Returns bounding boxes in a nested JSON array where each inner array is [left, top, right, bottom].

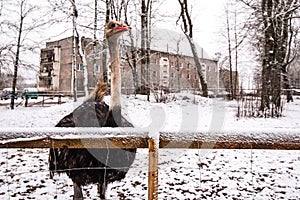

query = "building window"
[[187, 73, 190, 79], [201, 63, 206, 75], [153, 71, 157, 77], [78, 64, 84, 71], [47, 52, 55, 62], [95, 65, 100, 72]]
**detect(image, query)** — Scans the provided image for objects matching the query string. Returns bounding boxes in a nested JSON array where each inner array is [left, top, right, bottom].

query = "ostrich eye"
[[110, 23, 116, 29]]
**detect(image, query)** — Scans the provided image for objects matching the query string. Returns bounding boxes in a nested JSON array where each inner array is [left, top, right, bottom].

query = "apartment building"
[[39, 36, 103, 95], [38, 29, 235, 96]]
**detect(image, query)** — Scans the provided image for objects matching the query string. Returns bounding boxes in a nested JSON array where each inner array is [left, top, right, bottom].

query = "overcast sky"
[[44, 0, 226, 56], [158, 0, 226, 56], [2, 0, 227, 82]]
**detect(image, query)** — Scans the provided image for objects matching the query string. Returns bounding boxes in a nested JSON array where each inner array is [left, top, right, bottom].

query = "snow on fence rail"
[[0, 127, 300, 200], [0, 127, 300, 149]]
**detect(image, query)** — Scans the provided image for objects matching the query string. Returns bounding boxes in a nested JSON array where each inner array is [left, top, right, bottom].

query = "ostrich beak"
[[114, 24, 131, 31]]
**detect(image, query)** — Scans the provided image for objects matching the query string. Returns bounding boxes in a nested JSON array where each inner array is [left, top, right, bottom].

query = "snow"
[[0, 127, 148, 142], [124, 27, 211, 59], [0, 93, 300, 199]]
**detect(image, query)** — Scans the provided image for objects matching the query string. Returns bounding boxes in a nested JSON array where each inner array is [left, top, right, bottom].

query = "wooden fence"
[[0, 127, 300, 199]]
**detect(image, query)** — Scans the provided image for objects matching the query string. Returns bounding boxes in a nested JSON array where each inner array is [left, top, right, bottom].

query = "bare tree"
[[101, 0, 111, 83], [0, 0, 51, 109], [225, 5, 234, 99], [69, 0, 78, 101], [92, 0, 98, 87], [177, 0, 208, 97], [119, 0, 157, 98], [0, 44, 14, 82], [139, 0, 154, 100], [140, 0, 146, 90], [123, 0, 139, 93], [240, 0, 299, 117], [233, 11, 239, 98], [217, 0, 252, 99]]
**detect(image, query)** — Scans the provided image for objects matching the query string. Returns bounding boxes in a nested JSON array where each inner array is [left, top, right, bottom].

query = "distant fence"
[[0, 93, 66, 107], [0, 127, 300, 200], [24, 93, 64, 107]]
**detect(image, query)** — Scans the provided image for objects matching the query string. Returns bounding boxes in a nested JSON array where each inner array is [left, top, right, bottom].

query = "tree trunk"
[[10, 15, 24, 110], [146, 0, 152, 101], [102, 0, 110, 83], [124, 43, 139, 94], [123, 0, 139, 94], [177, 0, 208, 97], [260, 0, 274, 113], [280, 6, 294, 102], [130, 46, 139, 92], [71, 1, 77, 102], [185, 35, 208, 97], [78, 37, 88, 97], [240, 0, 298, 116], [234, 11, 238, 98], [140, 0, 147, 93], [93, 0, 98, 86], [226, 8, 234, 100]]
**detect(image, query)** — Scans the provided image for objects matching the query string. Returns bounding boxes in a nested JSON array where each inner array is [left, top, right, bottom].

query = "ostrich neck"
[[108, 39, 121, 111]]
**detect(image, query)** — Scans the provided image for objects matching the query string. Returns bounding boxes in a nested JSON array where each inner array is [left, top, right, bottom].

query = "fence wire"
[[0, 148, 300, 199]]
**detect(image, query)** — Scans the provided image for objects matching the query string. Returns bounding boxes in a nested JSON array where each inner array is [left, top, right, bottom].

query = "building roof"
[[123, 27, 211, 60]]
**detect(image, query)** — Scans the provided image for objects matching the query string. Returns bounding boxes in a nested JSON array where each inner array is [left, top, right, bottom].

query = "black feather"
[[49, 100, 136, 199]]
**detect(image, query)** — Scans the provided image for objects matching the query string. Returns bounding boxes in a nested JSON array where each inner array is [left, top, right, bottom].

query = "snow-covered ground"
[[0, 93, 300, 199]]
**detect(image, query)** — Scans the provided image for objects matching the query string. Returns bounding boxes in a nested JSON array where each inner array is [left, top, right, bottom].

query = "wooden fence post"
[[58, 95, 61, 104], [25, 94, 29, 107], [148, 137, 158, 200]]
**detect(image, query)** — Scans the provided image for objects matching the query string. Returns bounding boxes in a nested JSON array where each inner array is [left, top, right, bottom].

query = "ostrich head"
[[105, 20, 131, 41], [104, 20, 131, 61]]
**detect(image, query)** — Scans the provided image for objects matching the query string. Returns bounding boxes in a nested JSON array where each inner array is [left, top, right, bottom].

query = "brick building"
[[38, 28, 234, 96], [39, 36, 103, 94], [120, 28, 220, 94], [121, 49, 219, 94]]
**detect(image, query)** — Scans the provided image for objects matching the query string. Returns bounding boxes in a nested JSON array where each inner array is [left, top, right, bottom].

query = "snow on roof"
[[123, 27, 211, 59], [293, 89, 300, 93]]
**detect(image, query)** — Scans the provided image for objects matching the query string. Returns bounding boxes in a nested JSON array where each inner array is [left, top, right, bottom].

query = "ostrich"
[[49, 21, 136, 200]]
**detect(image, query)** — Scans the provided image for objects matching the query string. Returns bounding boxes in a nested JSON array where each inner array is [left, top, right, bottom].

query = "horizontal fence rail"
[[0, 127, 300, 150], [0, 127, 300, 200]]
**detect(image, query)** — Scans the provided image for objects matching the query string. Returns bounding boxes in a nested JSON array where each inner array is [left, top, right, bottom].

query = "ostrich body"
[[49, 21, 136, 199]]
